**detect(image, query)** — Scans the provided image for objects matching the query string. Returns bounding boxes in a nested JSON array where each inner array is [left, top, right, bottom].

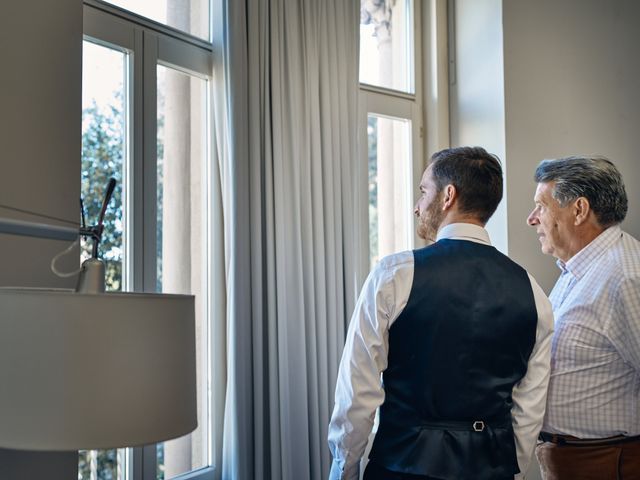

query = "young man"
[[527, 155, 640, 479], [329, 147, 553, 480]]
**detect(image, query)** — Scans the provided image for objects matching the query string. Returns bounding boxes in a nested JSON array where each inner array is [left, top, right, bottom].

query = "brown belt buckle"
[[473, 421, 485, 432]]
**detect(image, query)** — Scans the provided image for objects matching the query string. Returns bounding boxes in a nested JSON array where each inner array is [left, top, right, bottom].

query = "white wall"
[[451, 0, 640, 293], [0, 0, 82, 288], [0, 1, 82, 478], [503, 0, 640, 292], [449, 0, 508, 254]]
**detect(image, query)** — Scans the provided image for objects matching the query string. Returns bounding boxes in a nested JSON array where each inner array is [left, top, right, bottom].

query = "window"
[[155, 64, 209, 479], [80, 40, 128, 480], [360, 0, 414, 93], [81, 41, 126, 292], [359, 0, 424, 267], [101, 0, 210, 40], [81, 1, 214, 479], [367, 115, 412, 267]]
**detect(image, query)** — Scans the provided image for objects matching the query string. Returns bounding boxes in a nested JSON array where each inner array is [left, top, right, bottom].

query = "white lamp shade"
[[0, 288, 197, 451]]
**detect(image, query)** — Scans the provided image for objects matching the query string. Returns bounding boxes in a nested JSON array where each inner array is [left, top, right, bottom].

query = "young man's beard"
[[417, 194, 445, 242]]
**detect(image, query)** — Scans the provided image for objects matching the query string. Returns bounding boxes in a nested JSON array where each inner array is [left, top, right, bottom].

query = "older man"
[[527, 155, 640, 479], [328, 147, 553, 480]]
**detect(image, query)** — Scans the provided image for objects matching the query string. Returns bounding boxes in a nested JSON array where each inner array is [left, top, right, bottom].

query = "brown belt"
[[539, 431, 640, 446]]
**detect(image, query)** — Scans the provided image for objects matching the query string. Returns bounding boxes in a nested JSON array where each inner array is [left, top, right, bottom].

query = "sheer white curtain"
[[211, 0, 361, 479]]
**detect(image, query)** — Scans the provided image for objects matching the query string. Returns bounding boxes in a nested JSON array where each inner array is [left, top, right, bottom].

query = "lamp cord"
[[0, 203, 80, 227], [0, 202, 83, 278], [51, 238, 83, 278]]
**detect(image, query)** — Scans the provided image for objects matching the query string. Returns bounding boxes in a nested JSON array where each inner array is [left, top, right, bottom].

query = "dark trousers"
[[363, 460, 513, 480], [536, 437, 640, 480]]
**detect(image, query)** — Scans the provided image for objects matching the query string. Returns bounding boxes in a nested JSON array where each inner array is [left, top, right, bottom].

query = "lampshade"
[[0, 287, 197, 451]]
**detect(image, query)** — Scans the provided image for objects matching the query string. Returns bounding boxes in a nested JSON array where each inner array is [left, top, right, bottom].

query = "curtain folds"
[[212, 0, 360, 478]]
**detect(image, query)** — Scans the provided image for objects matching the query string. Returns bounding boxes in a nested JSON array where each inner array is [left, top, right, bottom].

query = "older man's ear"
[[572, 197, 591, 226]]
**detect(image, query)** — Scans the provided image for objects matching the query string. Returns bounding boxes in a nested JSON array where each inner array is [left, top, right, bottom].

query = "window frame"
[[358, 0, 425, 273], [82, 2, 215, 480]]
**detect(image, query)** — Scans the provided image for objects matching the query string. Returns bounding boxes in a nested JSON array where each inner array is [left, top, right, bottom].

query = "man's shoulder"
[[366, 250, 415, 301], [376, 249, 414, 273], [608, 230, 640, 279], [620, 230, 640, 259]]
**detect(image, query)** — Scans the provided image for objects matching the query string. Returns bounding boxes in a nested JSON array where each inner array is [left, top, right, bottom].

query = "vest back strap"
[[419, 417, 511, 432]]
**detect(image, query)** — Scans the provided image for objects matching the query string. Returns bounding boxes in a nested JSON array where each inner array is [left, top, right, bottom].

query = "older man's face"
[[527, 182, 576, 262]]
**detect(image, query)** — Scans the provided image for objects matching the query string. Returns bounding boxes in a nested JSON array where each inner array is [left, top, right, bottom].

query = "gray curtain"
[[212, 0, 361, 479]]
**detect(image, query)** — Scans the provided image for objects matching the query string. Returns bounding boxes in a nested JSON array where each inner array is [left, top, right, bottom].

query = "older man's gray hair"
[[534, 155, 628, 228]]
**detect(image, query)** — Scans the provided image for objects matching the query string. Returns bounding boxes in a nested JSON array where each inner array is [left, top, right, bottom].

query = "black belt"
[[539, 431, 640, 446]]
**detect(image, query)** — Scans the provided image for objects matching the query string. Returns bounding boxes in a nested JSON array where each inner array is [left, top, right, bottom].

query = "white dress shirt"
[[543, 225, 640, 438], [327, 223, 554, 480]]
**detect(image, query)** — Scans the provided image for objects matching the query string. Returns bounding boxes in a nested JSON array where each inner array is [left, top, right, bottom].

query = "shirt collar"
[[557, 225, 622, 279], [436, 223, 492, 246]]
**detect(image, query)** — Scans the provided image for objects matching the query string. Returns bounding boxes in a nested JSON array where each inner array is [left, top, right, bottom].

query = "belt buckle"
[[473, 421, 485, 432]]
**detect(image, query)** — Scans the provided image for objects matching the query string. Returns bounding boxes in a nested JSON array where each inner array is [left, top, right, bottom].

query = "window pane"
[[368, 114, 412, 268], [106, 0, 210, 40], [156, 64, 209, 479], [80, 40, 129, 480], [360, 0, 414, 93]]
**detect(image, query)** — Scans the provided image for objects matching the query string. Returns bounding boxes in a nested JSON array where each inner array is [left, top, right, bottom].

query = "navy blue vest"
[[369, 239, 538, 479]]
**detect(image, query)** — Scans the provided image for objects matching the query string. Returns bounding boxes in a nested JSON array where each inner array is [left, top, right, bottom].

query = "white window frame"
[[358, 0, 424, 271], [82, 2, 215, 480], [358, 0, 451, 276]]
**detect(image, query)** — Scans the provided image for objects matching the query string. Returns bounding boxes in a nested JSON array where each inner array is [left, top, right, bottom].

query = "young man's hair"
[[430, 146, 503, 224], [534, 155, 628, 227]]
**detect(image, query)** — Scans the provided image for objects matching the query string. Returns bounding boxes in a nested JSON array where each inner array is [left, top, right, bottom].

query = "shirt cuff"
[[329, 459, 359, 480]]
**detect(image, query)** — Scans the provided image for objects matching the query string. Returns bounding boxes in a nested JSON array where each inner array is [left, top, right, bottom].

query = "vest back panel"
[[370, 239, 538, 479]]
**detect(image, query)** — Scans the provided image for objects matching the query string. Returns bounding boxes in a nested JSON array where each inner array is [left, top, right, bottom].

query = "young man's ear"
[[443, 184, 456, 210]]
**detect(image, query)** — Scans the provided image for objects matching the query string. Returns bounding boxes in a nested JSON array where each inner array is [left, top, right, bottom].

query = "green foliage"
[[368, 116, 379, 266], [78, 450, 119, 480], [81, 99, 124, 292]]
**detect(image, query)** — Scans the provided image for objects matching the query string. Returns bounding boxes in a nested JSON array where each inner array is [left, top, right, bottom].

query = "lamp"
[[0, 180, 197, 451]]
